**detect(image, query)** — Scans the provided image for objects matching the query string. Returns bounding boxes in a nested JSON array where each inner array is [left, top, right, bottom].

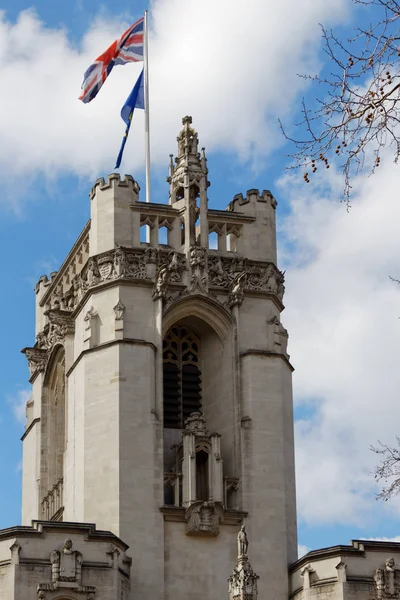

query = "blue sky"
[[1, 0, 400, 557]]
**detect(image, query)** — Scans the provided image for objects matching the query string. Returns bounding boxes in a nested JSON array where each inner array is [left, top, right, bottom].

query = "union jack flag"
[[79, 17, 144, 104]]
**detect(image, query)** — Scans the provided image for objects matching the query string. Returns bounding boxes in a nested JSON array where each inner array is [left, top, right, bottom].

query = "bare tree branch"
[[282, 0, 400, 201], [371, 438, 400, 500]]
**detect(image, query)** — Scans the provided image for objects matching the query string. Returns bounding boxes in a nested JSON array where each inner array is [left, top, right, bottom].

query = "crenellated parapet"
[[228, 188, 277, 211], [89, 172, 140, 199]]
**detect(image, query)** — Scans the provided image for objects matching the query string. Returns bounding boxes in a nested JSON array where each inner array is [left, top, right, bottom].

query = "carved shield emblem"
[[98, 261, 113, 280]]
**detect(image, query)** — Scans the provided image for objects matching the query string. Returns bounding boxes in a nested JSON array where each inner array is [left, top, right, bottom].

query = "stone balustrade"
[[41, 478, 63, 521]]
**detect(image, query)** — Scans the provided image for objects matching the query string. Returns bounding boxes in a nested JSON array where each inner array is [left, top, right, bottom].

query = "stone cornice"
[[0, 520, 129, 551], [207, 208, 256, 224], [240, 349, 294, 372], [289, 539, 400, 574], [66, 338, 157, 378], [160, 506, 248, 525], [21, 417, 40, 441]]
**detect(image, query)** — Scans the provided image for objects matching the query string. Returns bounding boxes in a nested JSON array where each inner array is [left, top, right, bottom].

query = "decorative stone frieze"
[[43, 246, 285, 318]]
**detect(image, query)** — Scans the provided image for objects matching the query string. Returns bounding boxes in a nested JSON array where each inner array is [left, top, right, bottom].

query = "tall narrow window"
[[41, 347, 66, 520], [163, 326, 202, 428]]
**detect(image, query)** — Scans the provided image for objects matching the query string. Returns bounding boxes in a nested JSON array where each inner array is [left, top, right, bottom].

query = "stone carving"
[[208, 256, 228, 286], [153, 264, 170, 301], [183, 412, 209, 437], [113, 300, 125, 321], [374, 557, 400, 599], [97, 254, 114, 281], [86, 257, 101, 287], [114, 246, 127, 277], [229, 527, 259, 600], [44, 310, 75, 347], [158, 250, 186, 283], [188, 246, 208, 294], [266, 315, 288, 355], [246, 264, 285, 300], [50, 538, 82, 584], [189, 246, 206, 269], [227, 272, 246, 309], [208, 255, 285, 300], [185, 500, 223, 536], [21, 347, 48, 375], [38, 539, 96, 598], [237, 525, 249, 557]]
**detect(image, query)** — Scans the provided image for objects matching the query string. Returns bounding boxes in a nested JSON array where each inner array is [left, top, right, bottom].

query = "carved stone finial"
[[183, 412, 209, 437], [182, 115, 193, 126], [229, 527, 259, 600]]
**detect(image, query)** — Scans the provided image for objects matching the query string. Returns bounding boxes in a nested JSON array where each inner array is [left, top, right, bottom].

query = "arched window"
[[41, 347, 66, 520], [163, 326, 202, 429]]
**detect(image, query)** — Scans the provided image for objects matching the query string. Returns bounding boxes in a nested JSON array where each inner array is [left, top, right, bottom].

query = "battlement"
[[89, 173, 140, 200], [228, 189, 277, 212]]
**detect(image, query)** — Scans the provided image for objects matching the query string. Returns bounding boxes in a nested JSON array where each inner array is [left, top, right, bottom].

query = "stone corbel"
[[10, 541, 21, 565], [301, 564, 315, 590], [21, 347, 48, 377], [266, 315, 289, 356], [83, 307, 98, 347], [336, 560, 347, 583], [113, 300, 125, 339]]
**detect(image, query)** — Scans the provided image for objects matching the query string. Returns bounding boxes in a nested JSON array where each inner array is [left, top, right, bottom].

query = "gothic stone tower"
[[20, 116, 297, 600]]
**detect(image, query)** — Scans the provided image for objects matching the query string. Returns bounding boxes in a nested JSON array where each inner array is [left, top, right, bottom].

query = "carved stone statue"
[[153, 264, 170, 301], [228, 272, 246, 309], [50, 538, 83, 584], [114, 246, 126, 278], [385, 557, 396, 596], [374, 557, 399, 599], [237, 525, 249, 557]]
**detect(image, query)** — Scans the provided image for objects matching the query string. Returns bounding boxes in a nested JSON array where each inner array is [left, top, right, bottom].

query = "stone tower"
[[19, 117, 297, 600]]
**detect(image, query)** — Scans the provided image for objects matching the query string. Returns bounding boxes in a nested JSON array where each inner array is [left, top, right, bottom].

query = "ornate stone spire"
[[167, 116, 210, 249], [228, 527, 259, 600]]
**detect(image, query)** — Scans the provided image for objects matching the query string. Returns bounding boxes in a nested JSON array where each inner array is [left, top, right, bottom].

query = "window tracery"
[[163, 326, 202, 429]]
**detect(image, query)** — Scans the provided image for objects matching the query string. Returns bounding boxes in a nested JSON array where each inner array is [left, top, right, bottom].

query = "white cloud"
[[278, 153, 400, 527], [7, 388, 31, 425], [361, 537, 400, 542], [0, 0, 348, 206], [298, 544, 310, 558]]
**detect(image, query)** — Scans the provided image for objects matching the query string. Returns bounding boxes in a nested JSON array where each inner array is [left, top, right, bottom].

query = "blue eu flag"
[[115, 68, 144, 168]]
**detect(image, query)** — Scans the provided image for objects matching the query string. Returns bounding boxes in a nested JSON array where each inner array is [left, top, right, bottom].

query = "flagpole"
[[144, 10, 151, 204]]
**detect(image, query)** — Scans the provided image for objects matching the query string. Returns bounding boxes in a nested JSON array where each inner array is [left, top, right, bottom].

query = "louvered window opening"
[[163, 326, 202, 428]]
